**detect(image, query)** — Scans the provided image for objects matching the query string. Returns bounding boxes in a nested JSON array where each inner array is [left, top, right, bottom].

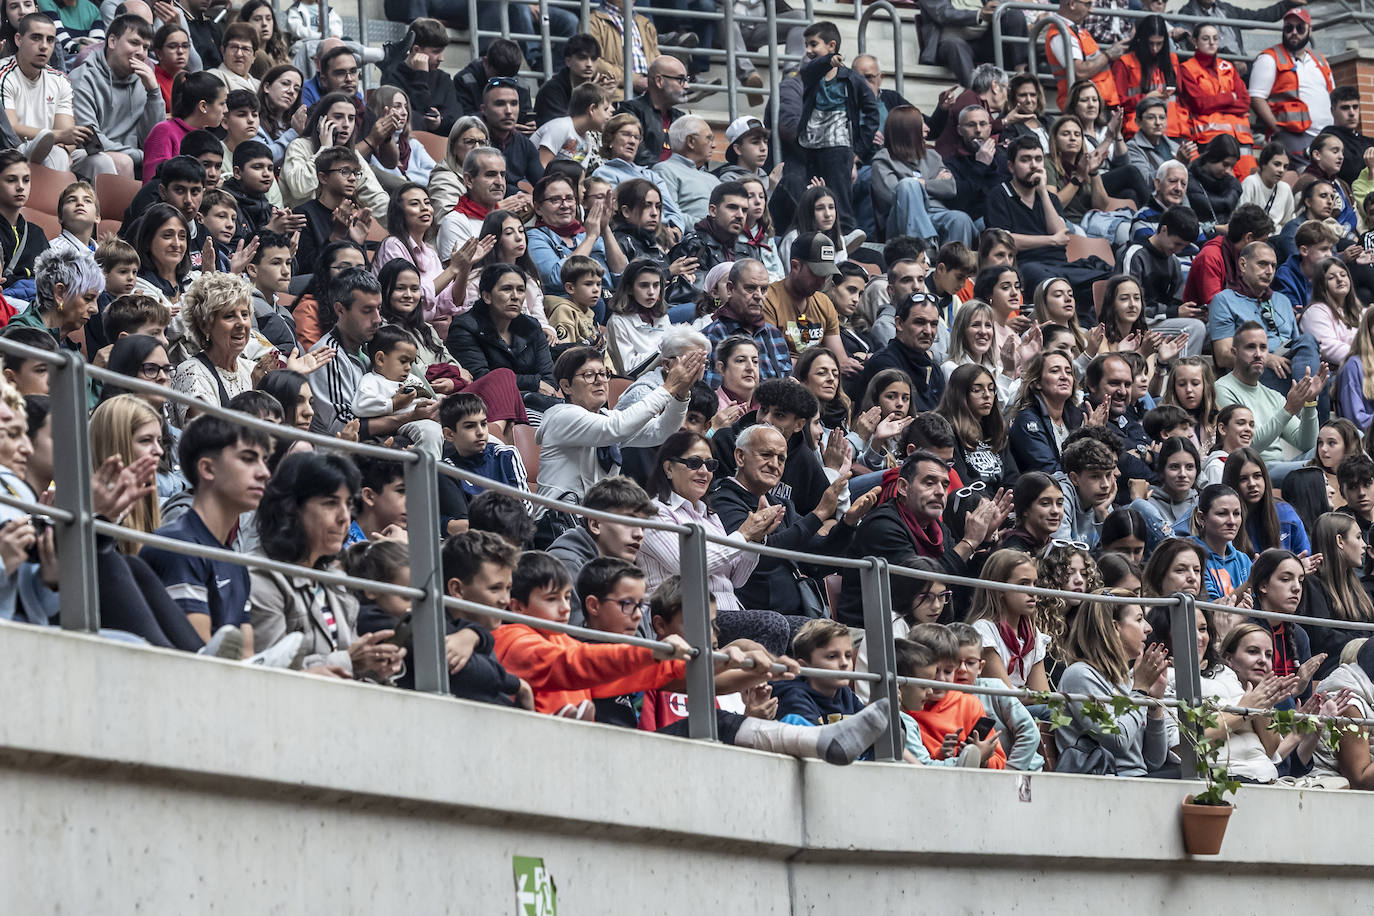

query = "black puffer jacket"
[[1187, 161, 1241, 231]]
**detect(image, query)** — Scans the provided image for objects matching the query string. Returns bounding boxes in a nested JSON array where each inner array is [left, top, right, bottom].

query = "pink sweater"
[[141, 117, 193, 184], [1300, 301, 1358, 366]]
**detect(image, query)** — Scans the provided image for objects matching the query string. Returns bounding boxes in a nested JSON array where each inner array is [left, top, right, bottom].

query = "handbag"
[[794, 570, 829, 619], [1055, 732, 1118, 776]]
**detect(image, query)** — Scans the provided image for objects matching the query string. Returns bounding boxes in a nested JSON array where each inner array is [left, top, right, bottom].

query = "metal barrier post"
[[679, 523, 718, 740], [1170, 591, 1200, 778], [857, 1, 904, 99], [722, 0, 738, 122], [622, 0, 635, 102], [766, 0, 780, 142], [357, 0, 368, 90], [500, 1, 511, 39], [404, 452, 448, 695], [467, 0, 479, 58], [50, 354, 98, 630], [860, 557, 902, 761], [538, 0, 554, 82], [580, 0, 590, 30]]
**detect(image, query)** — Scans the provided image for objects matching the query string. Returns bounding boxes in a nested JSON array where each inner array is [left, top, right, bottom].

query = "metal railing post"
[[404, 451, 448, 695], [538, 0, 554, 82], [50, 354, 98, 630], [357, 0, 369, 91], [679, 523, 718, 740], [580, 0, 590, 31], [1027, 13, 1075, 92], [500, 1, 511, 40], [860, 557, 902, 761], [722, 0, 738, 122], [1171, 591, 1200, 778], [622, 0, 635, 102], [467, 0, 479, 59], [766, 0, 780, 142], [857, 1, 904, 99]]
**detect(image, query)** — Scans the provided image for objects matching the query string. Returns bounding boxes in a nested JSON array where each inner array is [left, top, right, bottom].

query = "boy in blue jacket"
[[773, 618, 866, 725], [441, 392, 530, 514]]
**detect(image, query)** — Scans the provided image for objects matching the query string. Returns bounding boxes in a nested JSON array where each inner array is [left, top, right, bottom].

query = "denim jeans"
[[1260, 333, 1320, 395], [889, 177, 976, 247]]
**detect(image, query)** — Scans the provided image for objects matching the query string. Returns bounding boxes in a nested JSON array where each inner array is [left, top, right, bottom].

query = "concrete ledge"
[[1, 621, 1371, 912]]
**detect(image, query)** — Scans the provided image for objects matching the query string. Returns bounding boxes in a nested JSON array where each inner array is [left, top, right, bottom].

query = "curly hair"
[[180, 271, 254, 351], [1038, 544, 1103, 664]]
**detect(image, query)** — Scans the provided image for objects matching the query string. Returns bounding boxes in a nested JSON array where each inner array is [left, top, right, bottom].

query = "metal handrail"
[[857, 0, 905, 99]]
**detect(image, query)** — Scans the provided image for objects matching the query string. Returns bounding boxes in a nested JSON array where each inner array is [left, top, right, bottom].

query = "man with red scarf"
[[832, 449, 1011, 627], [435, 147, 534, 257]]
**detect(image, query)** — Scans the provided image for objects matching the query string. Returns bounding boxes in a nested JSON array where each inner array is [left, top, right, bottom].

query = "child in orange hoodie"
[[904, 623, 1007, 769], [493, 551, 694, 717]]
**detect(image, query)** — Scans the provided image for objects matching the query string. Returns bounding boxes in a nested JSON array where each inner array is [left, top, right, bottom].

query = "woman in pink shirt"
[[372, 182, 466, 323], [142, 72, 227, 183], [1300, 257, 1362, 367]]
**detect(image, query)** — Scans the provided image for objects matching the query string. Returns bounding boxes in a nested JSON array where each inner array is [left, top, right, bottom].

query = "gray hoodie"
[[1053, 471, 1104, 548], [70, 48, 166, 166], [1147, 486, 1198, 528]]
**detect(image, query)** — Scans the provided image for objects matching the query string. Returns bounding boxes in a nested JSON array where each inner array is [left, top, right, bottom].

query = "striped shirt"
[[308, 328, 367, 435]]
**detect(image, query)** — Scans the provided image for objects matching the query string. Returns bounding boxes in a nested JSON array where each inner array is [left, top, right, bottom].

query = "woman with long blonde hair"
[[90, 395, 164, 550]]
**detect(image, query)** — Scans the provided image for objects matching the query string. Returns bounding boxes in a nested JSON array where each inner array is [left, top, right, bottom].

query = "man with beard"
[[702, 258, 793, 385], [669, 182, 753, 299], [1250, 9, 1334, 160], [833, 448, 1011, 627], [617, 55, 688, 167], [1215, 321, 1324, 465], [985, 135, 1109, 323], [945, 105, 1009, 224]]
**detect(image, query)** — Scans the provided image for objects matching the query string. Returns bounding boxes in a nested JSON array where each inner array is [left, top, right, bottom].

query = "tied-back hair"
[[1063, 589, 1138, 686], [1241, 548, 1304, 666], [793, 346, 850, 425], [937, 363, 1006, 452], [1221, 446, 1278, 554], [1311, 512, 1374, 623], [965, 548, 1040, 628], [1012, 349, 1079, 416], [1160, 356, 1217, 450], [856, 368, 913, 426]]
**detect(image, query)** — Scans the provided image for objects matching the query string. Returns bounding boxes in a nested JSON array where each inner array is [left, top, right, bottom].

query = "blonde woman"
[[1336, 305, 1374, 428], [90, 394, 164, 550], [940, 300, 1019, 405]]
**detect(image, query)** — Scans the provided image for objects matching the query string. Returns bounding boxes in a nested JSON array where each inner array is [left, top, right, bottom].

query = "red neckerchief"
[[454, 195, 491, 220], [744, 222, 768, 248], [537, 217, 586, 241], [894, 500, 943, 558], [997, 616, 1036, 679]]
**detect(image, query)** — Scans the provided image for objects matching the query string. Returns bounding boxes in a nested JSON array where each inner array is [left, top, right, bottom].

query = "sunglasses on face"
[[670, 456, 720, 472]]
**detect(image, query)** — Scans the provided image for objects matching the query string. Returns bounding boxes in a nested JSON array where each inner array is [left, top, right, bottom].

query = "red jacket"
[[493, 622, 685, 716], [1181, 234, 1235, 307]]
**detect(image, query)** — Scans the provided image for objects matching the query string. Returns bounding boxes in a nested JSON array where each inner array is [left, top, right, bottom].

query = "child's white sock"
[[734, 698, 891, 765]]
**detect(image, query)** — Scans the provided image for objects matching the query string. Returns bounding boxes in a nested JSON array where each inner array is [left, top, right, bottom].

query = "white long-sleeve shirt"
[[534, 386, 687, 504], [638, 491, 758, 611]]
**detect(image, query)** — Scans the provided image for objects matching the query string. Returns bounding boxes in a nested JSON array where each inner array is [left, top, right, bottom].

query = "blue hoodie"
[[771, 677, 865, 726], [1193, 535, 1253, 599]]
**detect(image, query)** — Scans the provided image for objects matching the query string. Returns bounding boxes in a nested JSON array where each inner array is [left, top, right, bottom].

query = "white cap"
[[724, 116, 769, 146]]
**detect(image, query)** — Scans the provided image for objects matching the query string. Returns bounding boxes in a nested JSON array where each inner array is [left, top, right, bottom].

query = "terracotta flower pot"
[[1181, 796, 1233, 855]]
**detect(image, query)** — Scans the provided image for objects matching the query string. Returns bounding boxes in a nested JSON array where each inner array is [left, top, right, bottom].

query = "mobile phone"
[[25, 515, 49, 564], [385, 614, 413, 648], [968, 716, 997, 742]]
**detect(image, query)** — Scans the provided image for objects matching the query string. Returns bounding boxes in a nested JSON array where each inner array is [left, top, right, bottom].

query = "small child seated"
[[903, 623, 1007, 769], [92, 293, 172, 366], [493, 551, 692, 718], [772, 619, 865, 726], [948, 621, 1044, 771], [1142, 404, 1195, 452], [352, 325, 444, 459], [225, 138, 281, 234], [545, 254, 604, 349], [440, 392, 529, 502], [467, 490, 535, 549]]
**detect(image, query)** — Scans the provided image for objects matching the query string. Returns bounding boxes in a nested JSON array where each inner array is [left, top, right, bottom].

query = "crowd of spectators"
[[4, 0, 1374, 783]]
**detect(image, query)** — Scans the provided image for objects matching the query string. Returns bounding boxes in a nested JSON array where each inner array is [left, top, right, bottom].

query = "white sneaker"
[[197, 625, 243, 660], [26, 129, 55, 165], [245, 632, 307, 669], [843, 229, 867, 254]]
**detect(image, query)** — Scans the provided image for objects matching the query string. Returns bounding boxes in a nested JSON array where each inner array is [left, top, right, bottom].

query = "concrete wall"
[[0, 620, 1369, 914]]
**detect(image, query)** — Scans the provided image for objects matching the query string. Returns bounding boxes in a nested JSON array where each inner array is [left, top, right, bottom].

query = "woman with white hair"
[[169, 272, 332, 426], [426, 116, 489, 216], [614, 323, 712, 410], [8, 247, 104, 348]]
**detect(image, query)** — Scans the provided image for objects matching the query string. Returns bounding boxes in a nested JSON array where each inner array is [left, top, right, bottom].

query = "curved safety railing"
[[4, 335, 1371, 777]]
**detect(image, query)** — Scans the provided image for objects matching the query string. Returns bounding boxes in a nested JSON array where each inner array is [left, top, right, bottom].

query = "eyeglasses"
[[915, 589, 953, 607], [226, 42, 255, 53], [659, 73, 690, 85], [138, 362, 174, 379], [575, 369, 610, 382], [670, 456, 720, 472], [541, 195, 576, 206], [329, 67, 360, 78], [327, 168, 363, 178], [599, 597, 651, 616]]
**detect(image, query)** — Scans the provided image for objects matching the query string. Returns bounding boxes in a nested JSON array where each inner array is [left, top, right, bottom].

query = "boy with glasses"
[[292, 145, 370, 275]]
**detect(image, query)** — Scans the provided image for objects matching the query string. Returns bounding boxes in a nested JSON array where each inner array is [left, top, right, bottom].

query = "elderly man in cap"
[[716, 116, 771, 182], [764, 231, 862, 375]]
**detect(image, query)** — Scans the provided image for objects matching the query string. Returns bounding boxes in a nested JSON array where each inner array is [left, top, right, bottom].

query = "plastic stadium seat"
[[95, 173, 141, 222], [606, 376, 631, 409], [21, 207, 60, 239], [27, 163, 76, 215], [413, 130, 448, 163], [513, 423, 538, 486], [97, 219, 122, 239]]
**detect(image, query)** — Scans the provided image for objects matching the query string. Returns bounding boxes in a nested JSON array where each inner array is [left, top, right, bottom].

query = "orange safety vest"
[[1260, 45, 1334, 135], [1180, 55, 1252, 146], [1045, 22, 1121, 112], [1113, 52, 1190, 139]]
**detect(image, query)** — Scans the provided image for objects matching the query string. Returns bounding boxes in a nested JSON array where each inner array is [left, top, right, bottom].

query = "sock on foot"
[[734, 698, 891, 765]]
